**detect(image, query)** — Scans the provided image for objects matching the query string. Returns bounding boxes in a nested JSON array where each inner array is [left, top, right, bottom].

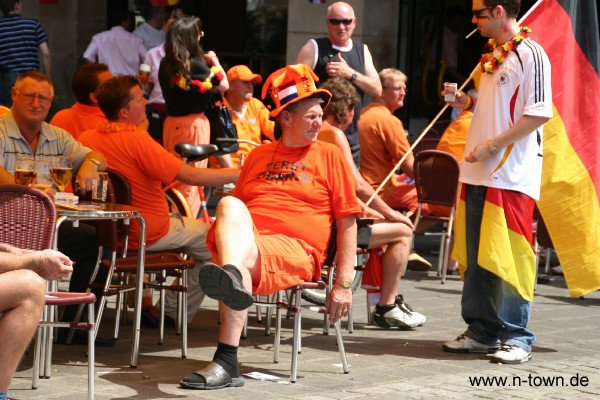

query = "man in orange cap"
[[220, 65, 275, 167], [180, 64, 361, 390]]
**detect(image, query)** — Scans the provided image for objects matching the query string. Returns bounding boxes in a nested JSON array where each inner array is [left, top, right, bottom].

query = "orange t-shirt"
[[50, 102, 108, 139], [231, 140, 361, 269], [78, 126, 185, 248], [209, 97, 275, 168], [436, 110, 471, 163], [358, 102, 413, 189]]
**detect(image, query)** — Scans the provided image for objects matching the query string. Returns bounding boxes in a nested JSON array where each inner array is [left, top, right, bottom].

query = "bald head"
[[327, 2, 355, 18]]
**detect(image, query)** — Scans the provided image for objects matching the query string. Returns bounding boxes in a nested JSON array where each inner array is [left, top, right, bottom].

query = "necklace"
[[480, 26, 531, 74]]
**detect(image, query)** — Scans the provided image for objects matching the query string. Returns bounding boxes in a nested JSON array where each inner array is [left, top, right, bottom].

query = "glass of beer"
[[33, 159, 52, 194], [14, 155, 36, 186], [138, 63, 151, 85], [51, 156, 73, 192]]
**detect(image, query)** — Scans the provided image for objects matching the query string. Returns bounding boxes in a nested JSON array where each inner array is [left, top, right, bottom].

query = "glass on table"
[[14, 155, 36, 186], [33, 159, 53, 194], [51, 156, 73, 192]]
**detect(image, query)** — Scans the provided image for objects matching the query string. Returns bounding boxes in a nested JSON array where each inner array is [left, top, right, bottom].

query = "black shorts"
[[356, 218, 374, 250]]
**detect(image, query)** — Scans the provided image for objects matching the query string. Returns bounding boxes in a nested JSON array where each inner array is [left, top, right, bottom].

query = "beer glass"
[[33, 159, 52, 193], [51, 156, 73, 192], [14, 155, 35, 186]]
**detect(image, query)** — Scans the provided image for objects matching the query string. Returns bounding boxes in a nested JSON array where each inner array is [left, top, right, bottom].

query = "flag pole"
[[365, 0, 546, 208]]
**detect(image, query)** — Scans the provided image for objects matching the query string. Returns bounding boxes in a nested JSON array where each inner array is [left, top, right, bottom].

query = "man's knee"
[[14, 270, 46, 309], [216, 196, 251, 222]]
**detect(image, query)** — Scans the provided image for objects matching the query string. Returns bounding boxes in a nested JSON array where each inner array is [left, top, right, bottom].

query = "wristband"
[[462, 95, 474, 112]]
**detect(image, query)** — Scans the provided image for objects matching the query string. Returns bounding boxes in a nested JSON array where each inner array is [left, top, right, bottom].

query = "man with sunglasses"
[[442, 0, 552, 365], [295, 1, 381, 168]]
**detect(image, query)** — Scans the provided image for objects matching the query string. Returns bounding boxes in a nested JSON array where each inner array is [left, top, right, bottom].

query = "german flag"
[[525, 0, 600, 297]]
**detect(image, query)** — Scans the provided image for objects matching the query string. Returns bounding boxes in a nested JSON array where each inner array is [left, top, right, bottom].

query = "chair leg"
[[290, 301, 301, 383], [274, 291, 282, 363], [87, 302, 96, 400], [32, 326, 42, 389], [181, 269, 188, 358]]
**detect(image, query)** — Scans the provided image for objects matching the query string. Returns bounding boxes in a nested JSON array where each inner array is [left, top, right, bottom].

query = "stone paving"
[[9, 245, 600, 400]]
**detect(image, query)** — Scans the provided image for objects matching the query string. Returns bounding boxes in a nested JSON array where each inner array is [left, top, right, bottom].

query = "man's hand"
[[34, 249, 73, 281], [384, 210, 415, 229], [76, 161, 98, 194], [442, 87, 469, 110], [465, 142, 493, 163], [326, 285, 352, 323], [325, 53, 353, 80]]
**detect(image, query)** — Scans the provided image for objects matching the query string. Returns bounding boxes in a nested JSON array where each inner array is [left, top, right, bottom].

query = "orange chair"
[[0, 184, 96, 399], [412, 150, 460, 284]]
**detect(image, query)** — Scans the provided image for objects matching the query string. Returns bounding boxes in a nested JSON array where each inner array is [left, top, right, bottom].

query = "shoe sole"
[[443, 344, 499, 354], [200, 264, 253, 311], [491, 353, 532, 364]]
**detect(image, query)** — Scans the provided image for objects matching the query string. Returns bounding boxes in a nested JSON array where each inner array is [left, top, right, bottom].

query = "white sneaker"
[[491, 344, 532, 364], [371, 304, 426, 329], [396, 295, 426, 326], [443, 333, 499, 353]]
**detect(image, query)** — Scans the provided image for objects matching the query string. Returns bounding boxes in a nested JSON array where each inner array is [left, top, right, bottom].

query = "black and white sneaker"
[[371, 303, 427, 329]]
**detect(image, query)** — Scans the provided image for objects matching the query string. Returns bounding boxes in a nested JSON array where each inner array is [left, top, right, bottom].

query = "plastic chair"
[[0, 184, 96, 399], [412, 150, 460, 284], [72, 169, 194, 357]]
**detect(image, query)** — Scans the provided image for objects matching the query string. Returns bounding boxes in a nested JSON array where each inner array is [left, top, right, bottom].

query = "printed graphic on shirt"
[[256, 159, 313, 183]]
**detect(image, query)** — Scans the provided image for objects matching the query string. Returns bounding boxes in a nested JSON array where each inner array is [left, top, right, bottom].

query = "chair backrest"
[[412, 137, 440, 156], [0, 184, 56, 250], [106, 168, 132, 206], [413, 150, 460, 207]]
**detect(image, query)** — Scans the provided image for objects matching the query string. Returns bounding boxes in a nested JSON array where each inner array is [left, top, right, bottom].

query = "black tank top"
[[313, 37, 365, 167]]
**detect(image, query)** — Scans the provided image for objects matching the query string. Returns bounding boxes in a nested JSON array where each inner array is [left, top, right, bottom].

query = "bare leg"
[[213, 196, 260, 347], [368, 221, 412, 305], [0, 270, 45, 391]]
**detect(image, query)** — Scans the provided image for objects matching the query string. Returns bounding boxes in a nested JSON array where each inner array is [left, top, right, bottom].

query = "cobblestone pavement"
[[10, 245, 600, 400]]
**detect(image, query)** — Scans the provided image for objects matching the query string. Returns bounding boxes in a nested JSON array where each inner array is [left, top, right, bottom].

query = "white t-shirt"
[[461, 37, 553, 200]]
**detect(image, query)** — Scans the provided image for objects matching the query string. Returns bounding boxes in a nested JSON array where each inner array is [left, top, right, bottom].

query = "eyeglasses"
[[472, 6, 493, 19], [328, 18, 354, 26], [15, 88, 52, 105]]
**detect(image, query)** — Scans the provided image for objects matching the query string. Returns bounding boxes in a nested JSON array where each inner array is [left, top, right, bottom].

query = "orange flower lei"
[[174, 66, 225, 93], [97, 121, 144, 133], [480, 26, 531, 74]]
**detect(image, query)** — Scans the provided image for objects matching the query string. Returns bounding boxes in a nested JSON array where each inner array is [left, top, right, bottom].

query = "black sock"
[[212, 341, 240, 378], [376, 303, 397, 313]]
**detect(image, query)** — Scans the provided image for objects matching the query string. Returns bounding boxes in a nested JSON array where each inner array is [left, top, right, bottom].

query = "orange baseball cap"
[[226, 65, 262, 84], [261, 64, 331, 118]]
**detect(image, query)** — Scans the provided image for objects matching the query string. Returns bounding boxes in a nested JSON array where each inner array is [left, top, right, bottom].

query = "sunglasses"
[[328, 18, 354, 26], [472, 6, 493, 19]]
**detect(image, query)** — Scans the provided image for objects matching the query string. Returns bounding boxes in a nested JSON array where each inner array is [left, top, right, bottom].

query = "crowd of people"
[[0, 0, 552, 395]]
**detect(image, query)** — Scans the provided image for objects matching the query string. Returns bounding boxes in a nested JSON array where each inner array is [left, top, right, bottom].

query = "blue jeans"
[[461, 184, 535, 352]]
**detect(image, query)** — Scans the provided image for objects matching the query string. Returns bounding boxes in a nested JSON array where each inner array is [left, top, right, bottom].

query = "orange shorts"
[[206, 224, 318, 295]]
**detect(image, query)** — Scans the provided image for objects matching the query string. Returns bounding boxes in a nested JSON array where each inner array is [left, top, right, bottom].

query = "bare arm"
[[0, 249, 72, 281], [0, 167, 15, 184], [319, 127, 412, 226], [465, 115, 550, 163], [176, 165, 239, 187], [327, 215, 356, 323], [39, 42, 51, 76], [325, 47, 382, 98], [205, 51, 229, 92], [295, 41, 316, 69]]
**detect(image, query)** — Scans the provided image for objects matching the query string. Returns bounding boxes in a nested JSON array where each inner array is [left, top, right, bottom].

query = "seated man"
[[78, 76, 239, 324], [179, 64, 360, 390], [50, 63, 113, 138], [0, 71, 107, 325], [0, 243, 72, 400], [318, 77, 426, 328], [215, 65, 275, 167], [357, 68, 419, 215]]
